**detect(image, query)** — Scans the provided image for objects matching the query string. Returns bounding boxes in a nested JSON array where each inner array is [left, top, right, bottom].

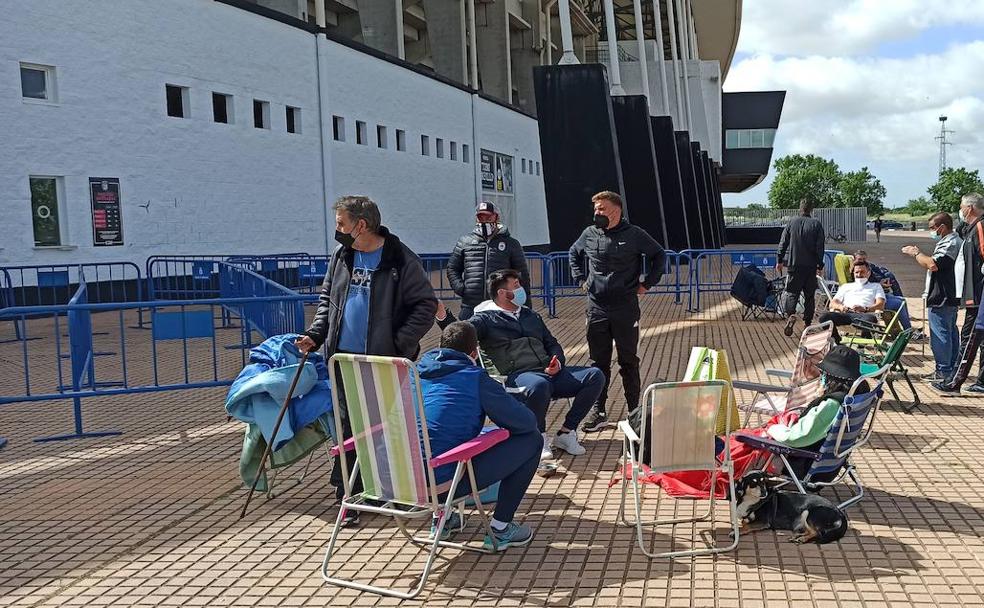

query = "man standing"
[[903, 212, 962, 383], [296, 195, 437, 516], [447, 202, 530, 320], [873, 217, 883, 243], [569, 191, 666, 433], [776, 198, 826, 337], [934, 193, 984, 395], [818, 261, 886, 343]]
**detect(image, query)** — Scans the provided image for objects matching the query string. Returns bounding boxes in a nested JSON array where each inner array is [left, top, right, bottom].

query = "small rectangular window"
[[356, 121, 367, 145], [725, 130, 739, 149], [20, 63, 55, 101], [764, 129, 776, 147], [396, 129, 406, 151], [450, 141, 457, 161], [750, 129, 765, 148], [522, 159, 527, 173], [462, 144, 470, 163], [30, 176, 63, 247], [166, 84, 188, 118], [376, 125, 388, 148], [536, 161, 540, 176], [421, 135, 430, 156], [253, 100, 270, 129], [738, 130, 751, 148], [286, 106, 300, 133], [212, 93, 232, 124], [333, 115, 345, 141], [436, 138, 444, 159]]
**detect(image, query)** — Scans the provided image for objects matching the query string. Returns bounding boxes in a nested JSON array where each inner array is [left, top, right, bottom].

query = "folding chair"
[[842, 299, 907, 354], [736, 365, 889, 510], [617, 380, 740, 559], [684, 347, 741, 435], [732, 321, 834, 426], [321, 354, 507, 599], [859, 328, 919, 412]]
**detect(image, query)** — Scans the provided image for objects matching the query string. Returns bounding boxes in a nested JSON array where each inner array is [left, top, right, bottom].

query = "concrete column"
[[510, 1, 541, 111], [631, 0, 650, 112], [358, 0, 404, 58], [602, 0, 624, 95], [652, 0, 670, 115], [674, 0, 692, 130], [556, 0, 578, 64], [314, 0, 326, 27], [467, 0, 479, 87], [422, 0, 467, 83], [475, 0, 511, 102], [665, 0, 682, 125]]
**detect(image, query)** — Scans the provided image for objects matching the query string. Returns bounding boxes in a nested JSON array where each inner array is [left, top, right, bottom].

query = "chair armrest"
[[429, 428, 510, 468], [850, 320, 886, 334], [765, 368, 793, 380], [734, 433, 821, 461], [618, 420, 640, 444], [732, 379, 788, 394], [329, 437, 356, 457]]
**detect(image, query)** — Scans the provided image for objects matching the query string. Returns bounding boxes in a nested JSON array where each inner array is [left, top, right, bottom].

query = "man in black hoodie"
[[776, 198, 826, 337], [569, 191, 666, 432]]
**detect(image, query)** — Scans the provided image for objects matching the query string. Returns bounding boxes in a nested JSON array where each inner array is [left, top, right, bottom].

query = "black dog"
[[734, 472, 848, 544]]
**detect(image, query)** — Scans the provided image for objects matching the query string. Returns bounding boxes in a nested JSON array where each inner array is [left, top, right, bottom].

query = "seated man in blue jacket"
[[437, 269, 605, 460], [418, 321, 540, 549]]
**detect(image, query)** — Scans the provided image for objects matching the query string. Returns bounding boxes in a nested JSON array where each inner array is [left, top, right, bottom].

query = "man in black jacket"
[[447, 202, 531, 319], [296, 195, 437, 512], [776, 198, 826, 337], [569, 191, 665, 433]]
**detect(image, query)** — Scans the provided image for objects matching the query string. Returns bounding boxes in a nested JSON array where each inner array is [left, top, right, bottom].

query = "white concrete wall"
[[0, 0, 549, 271]]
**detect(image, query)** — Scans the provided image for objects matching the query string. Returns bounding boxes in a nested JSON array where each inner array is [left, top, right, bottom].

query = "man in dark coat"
[[447, 202, 530, 319], [776, 197, 826, 337]]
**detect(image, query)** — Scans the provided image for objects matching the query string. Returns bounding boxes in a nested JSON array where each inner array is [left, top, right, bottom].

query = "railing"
[[0, 262, 144, 306], [218, 262, 307, 346]]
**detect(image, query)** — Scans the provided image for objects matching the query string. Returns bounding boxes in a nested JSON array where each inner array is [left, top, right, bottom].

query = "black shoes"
[[783, 315, 798, 337], [581, 410, 611, 433]]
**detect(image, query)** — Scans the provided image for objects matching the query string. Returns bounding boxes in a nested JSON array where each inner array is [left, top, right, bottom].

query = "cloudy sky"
[[722, 0, 984, 208]]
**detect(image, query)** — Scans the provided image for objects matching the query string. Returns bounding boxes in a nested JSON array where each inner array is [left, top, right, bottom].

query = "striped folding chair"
[[617, 380, 740, 559], [321, 354, 508, 599], [735, 365, 889, 510], [732, 321, 834, 426]]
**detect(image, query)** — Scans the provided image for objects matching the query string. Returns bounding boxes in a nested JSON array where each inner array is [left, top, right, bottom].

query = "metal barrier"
[[218, 262, 306, 347], [0, 268, 27, 343], [0, 262, 144, 306]]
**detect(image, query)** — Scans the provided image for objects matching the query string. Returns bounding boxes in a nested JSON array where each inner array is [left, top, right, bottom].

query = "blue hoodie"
[[417, 348, 538, 484]]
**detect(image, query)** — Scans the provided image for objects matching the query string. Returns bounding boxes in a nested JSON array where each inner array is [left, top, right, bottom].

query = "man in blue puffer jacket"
[[417, 321, 541, 550]]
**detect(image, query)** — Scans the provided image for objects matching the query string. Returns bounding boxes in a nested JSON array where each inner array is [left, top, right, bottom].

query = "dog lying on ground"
[[734, 472, 848, 544]]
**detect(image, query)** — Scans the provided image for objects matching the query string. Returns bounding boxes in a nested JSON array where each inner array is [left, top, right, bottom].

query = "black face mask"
[[478, 222, 495, 239], [334, 229, 356, 248], [593, 213, 610, 229]]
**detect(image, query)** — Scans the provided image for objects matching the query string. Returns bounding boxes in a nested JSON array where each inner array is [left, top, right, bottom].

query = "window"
[[450, 141, 457, 161], [356, 120, 367, 145], [522, 159, 527, 173], [764, 129, 776, 147], [396, 129, 406, 151], [725, 130, 739, 149], [166, 84, 188, 118], [20, 63, 55, 101], [253, 100, 270, 129], [30, 176, 64, 247], [750, 129, 764, 148], [333, 115, 345, 141], [376, 125, 388, 148], [462, 144, 470, 163], [436, 138, 444, 159], [212, 93, 232, 124], [286, 106, 300, 133], [536, 161, 540, 176], [725, 128, 778, 149], [421, 134, 430, 156]]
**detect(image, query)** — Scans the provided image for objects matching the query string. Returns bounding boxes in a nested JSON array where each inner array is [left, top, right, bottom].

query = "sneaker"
[[552, 430, 586, 456], [540, 433, 554, 461], [339, 508, 360, 528], [783, 314, 798, 337], [430, 510, 465, 540], [931, 381, 961, 396], [965, 383, 984, 394], [483, 521, 534, 550], [581, 410, 610, 433]]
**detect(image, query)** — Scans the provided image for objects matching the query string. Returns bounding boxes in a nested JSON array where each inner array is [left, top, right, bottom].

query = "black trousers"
[[586, 299, 641, 413], [818, 311, 880, 343], [328, 355, 363, 500], [958, 306, 984, 384], [782, 266, 818, 325]]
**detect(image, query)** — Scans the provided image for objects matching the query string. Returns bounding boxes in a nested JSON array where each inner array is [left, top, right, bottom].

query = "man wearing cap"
[[447, 202, 531, 319]]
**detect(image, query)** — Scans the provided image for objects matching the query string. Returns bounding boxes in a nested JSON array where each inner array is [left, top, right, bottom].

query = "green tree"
[[837, 167, 886, 215], [927, 167, 984, 212], [903, 196, 934, 216], [768, 154, 841, 209], [746, 202, 767, 211]]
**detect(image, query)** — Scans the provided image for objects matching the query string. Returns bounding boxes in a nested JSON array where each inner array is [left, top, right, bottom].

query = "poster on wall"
[[481, 149, 495, 190], [89, 177, 124, 246], [480, 149, 514, 194]]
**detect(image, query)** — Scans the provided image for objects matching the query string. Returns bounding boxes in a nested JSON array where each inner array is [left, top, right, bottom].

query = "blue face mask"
[[930, 230, 941, 241], [510, 286, 527, 308]]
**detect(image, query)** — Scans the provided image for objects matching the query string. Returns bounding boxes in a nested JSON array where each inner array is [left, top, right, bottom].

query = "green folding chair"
[[842, 299, 907, 354], [859, 328, 919, 412]]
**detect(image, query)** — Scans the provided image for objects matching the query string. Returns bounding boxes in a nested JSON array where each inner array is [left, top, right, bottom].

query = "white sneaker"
[[540, 433, 553, 461], [551, 430, 586, 456]]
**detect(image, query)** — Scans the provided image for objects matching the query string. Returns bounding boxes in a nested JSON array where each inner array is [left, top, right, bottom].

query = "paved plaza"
[[2, 233, 984, 607]]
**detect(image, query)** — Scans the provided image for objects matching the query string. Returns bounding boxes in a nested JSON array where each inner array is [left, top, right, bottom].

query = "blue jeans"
[[507, 366, 606, 432], [929, 306, 960, 379], [885, 295, 912, 330]]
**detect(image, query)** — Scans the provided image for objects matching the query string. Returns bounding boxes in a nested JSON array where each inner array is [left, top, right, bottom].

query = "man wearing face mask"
[[436, 269, 605, 460], [447, 202, 531, 320], [569, 191, 666, 433], [818, 261, 886, 343], [776, 198, 826, 337], [903, 212, 962, 383], [296, 195, 437, 514]]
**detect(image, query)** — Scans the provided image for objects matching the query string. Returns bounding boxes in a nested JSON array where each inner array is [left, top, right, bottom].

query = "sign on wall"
[[89, 177, 124, 246], [480, 149, 513, 194]]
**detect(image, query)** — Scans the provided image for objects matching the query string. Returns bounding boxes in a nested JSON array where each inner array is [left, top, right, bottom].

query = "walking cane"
[[240, 351, 310, 519]]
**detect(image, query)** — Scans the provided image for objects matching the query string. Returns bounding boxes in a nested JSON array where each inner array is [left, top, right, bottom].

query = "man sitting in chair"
[[853, 250, 911, 331], [436, 269, 605, 460], [819, 260, 886, 343], [418, 321, 541, 549]]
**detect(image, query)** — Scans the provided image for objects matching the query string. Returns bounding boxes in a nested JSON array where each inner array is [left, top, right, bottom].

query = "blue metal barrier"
[[688, 248, 783, 311], [218, 262, 306, 347]]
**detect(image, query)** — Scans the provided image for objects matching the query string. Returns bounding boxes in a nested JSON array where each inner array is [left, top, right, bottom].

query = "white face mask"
[[855, 277, 868, 285]]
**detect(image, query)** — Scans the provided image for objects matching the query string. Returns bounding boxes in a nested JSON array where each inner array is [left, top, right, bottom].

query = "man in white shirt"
[[819, 260, 886, 343]]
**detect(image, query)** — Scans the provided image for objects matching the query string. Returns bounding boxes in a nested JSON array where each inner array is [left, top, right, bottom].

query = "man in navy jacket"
[[418, 321, 540, 549]]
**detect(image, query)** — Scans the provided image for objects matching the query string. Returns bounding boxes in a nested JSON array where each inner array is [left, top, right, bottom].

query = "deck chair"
[[833, 253, 853, 285], [684, 347, 741, 435], [736, 365, 889, 510], [842, 299, 907, 354], [732, 321, 834, 427], [617, 380, 740, 559], [321, 354, 507, 599], [860, 328, 919, 412]]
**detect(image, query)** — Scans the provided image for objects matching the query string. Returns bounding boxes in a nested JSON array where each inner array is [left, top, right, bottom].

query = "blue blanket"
[[225, 334, 333, 451]]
